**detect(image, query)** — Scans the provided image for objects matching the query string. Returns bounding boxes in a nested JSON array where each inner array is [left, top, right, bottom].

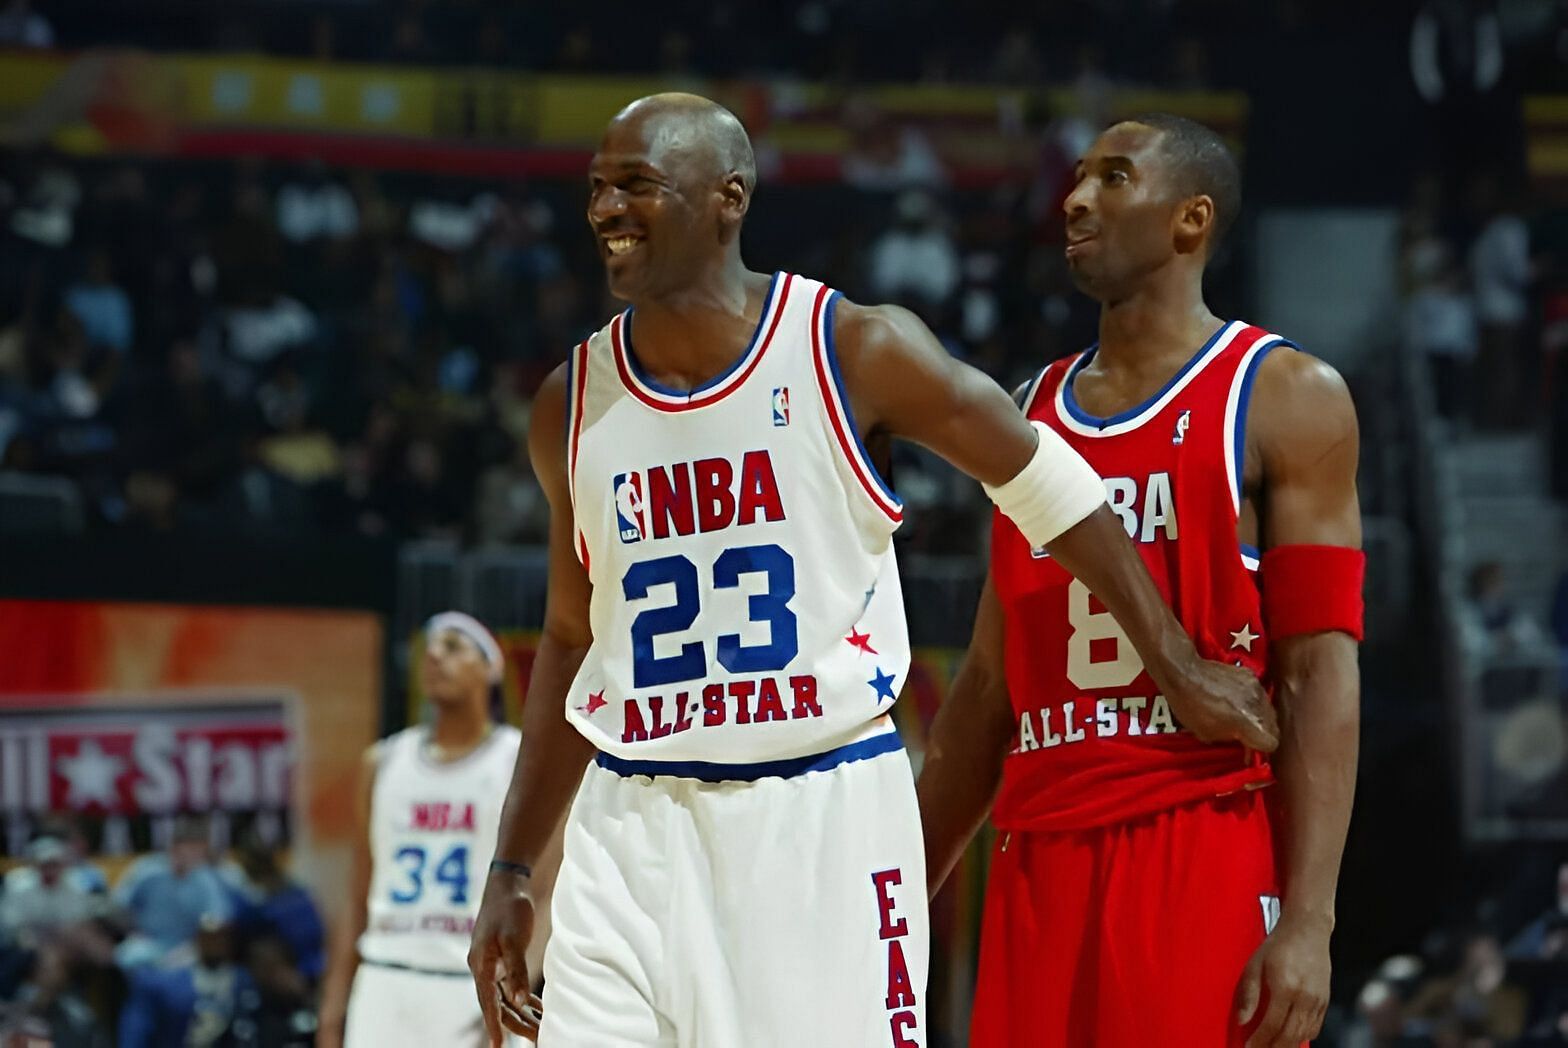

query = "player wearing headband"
[[318, 612, 524, 1048]]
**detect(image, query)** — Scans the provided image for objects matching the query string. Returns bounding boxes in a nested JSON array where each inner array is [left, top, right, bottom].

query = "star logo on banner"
[[58, 739, 125, 809], [868, 668, 898, 704], [1229, 624, 1259, 652], [578, 691, 607, 716], [845, 628, 878, 656]]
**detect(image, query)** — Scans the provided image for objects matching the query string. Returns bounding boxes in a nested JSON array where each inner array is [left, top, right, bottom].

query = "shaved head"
[[609, 93, 757, 198], [588, 93, 760, 301]]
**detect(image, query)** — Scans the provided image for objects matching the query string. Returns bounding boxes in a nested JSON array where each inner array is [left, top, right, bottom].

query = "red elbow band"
[[1259, 544, 1366, 642]]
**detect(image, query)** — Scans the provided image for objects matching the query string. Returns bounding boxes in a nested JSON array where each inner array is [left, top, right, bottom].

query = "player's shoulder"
[[1246, 339, 1358, 448], [368, 727, 418, 769], [536, 359, 571, 413], [1251, 342, 1353, 411], [831, 299, 927, 357]]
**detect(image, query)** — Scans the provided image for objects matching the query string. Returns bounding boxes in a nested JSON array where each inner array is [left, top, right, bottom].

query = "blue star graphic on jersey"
[[868, 667, 897, 703]]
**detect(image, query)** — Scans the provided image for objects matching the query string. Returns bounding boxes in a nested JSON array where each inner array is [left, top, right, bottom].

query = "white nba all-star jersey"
[[357, 724, 521, 973], [564, 272, 910, 766]]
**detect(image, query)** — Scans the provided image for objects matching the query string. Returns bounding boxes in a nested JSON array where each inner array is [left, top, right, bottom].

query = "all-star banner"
[[0, 699, 295, 858], [0, 600, 381, 919]]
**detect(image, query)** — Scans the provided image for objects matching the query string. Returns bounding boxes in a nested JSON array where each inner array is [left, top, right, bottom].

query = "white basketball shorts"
[[537, 727, 929, 1048]]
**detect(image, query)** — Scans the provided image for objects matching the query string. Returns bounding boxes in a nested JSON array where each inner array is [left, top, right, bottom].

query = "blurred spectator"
[[119, 917, 248, 1048], [0, 0, 53, 48], [121, 338, 242, 512], [1403, 242, 1478, 423], [841, 100, 947, 192], [221, 833, 325, 982], [1406, 932, 1529, 1042], [275, 162, 359, 246], [1470, 174, 1534, 429], [989, 25, 1045, 84], [230, 936, 315, 1047], [0, 836, 107, 948], [225, 293, 318, 369], [6, 817, 108, 897], [4, 946, 106, 1048], [8, 164, 78, 249], [1508, 862, 1568, 961], [867, 191, 961, 309], [1461, 561, 1547, 658], [63, 249, 133, 355], [112, 819, 233, 970], [1343, 977, 1420, 1048]]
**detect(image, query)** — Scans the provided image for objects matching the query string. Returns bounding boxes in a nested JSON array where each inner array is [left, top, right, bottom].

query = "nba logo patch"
[[1173, 409, 1191, 445], [772, 386, 790, 427], [613, 471, 647, 543]]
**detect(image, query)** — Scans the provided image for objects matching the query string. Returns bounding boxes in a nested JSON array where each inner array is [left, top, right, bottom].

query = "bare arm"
[[468, 363, 596, 1045], [315, 746, 377, 1048], [838, 302, 1276, 749], [1236, 349, 1361, 1048], [917, 571, 1013, 898]]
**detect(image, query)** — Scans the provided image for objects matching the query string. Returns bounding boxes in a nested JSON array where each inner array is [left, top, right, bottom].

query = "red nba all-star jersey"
[[991, 321, 1293, 833]]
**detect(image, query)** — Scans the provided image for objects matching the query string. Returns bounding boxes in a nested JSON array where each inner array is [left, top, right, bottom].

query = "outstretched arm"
[[916, 571, 1013, 898], [468, 364, 596, 1046], [1234, 349, 1362, 1048], [836, 301, 1277, 750]]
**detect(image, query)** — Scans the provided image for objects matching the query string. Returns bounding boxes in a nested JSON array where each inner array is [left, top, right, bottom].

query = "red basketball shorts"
[[970, 790, 1280, 1048]]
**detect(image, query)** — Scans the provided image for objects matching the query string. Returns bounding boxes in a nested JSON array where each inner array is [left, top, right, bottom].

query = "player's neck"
[[428, 704, 492, 758], [629, 262, 769, 383], [1094, 277, 1219, 375]]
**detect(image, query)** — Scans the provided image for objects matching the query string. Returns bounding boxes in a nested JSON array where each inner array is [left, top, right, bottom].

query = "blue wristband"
[[489, 859, 533, 879]]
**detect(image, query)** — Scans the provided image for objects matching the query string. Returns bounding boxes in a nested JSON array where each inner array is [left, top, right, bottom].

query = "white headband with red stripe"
[[425, 611, 504, 684]]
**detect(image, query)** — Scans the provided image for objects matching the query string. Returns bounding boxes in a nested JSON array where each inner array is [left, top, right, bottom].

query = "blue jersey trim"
[[359, 958, 471, 978], [595, 729, 903, 783], [821, 291, 902, 506], [1062, 321, 1231, 429], [562, 344, 575, 445], [1230, 340, 1292, 506], [621, 271, 782, 399]]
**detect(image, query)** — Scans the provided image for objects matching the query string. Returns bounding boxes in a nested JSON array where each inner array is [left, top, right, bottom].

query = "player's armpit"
[[831, 300, 1038, 487], [917, 571, 1013, 898]]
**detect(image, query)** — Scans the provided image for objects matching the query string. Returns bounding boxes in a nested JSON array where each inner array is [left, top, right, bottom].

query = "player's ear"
[[718, 172, 749, 231], [1173, 194, 1213, 257]]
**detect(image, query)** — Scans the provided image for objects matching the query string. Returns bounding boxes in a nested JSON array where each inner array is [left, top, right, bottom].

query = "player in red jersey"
[[919, 114, 1363, 1048]]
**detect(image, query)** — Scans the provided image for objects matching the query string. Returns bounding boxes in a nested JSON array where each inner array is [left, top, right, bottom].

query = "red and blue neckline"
[[611, 271, 792, 413]]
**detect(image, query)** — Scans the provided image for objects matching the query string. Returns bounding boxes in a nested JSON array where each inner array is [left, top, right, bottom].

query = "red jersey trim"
[[610, 272, 793, 413], [566, 339, 590, 567], [808, 285, 904, 523]]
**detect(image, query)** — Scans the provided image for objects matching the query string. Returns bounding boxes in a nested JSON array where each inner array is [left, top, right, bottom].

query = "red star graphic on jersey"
[[845, 628, 878, 655], [581, 691, 607, 715]]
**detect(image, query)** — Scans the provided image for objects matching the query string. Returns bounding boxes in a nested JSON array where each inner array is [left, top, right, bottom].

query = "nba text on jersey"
[[612, 451, 784, 544]]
